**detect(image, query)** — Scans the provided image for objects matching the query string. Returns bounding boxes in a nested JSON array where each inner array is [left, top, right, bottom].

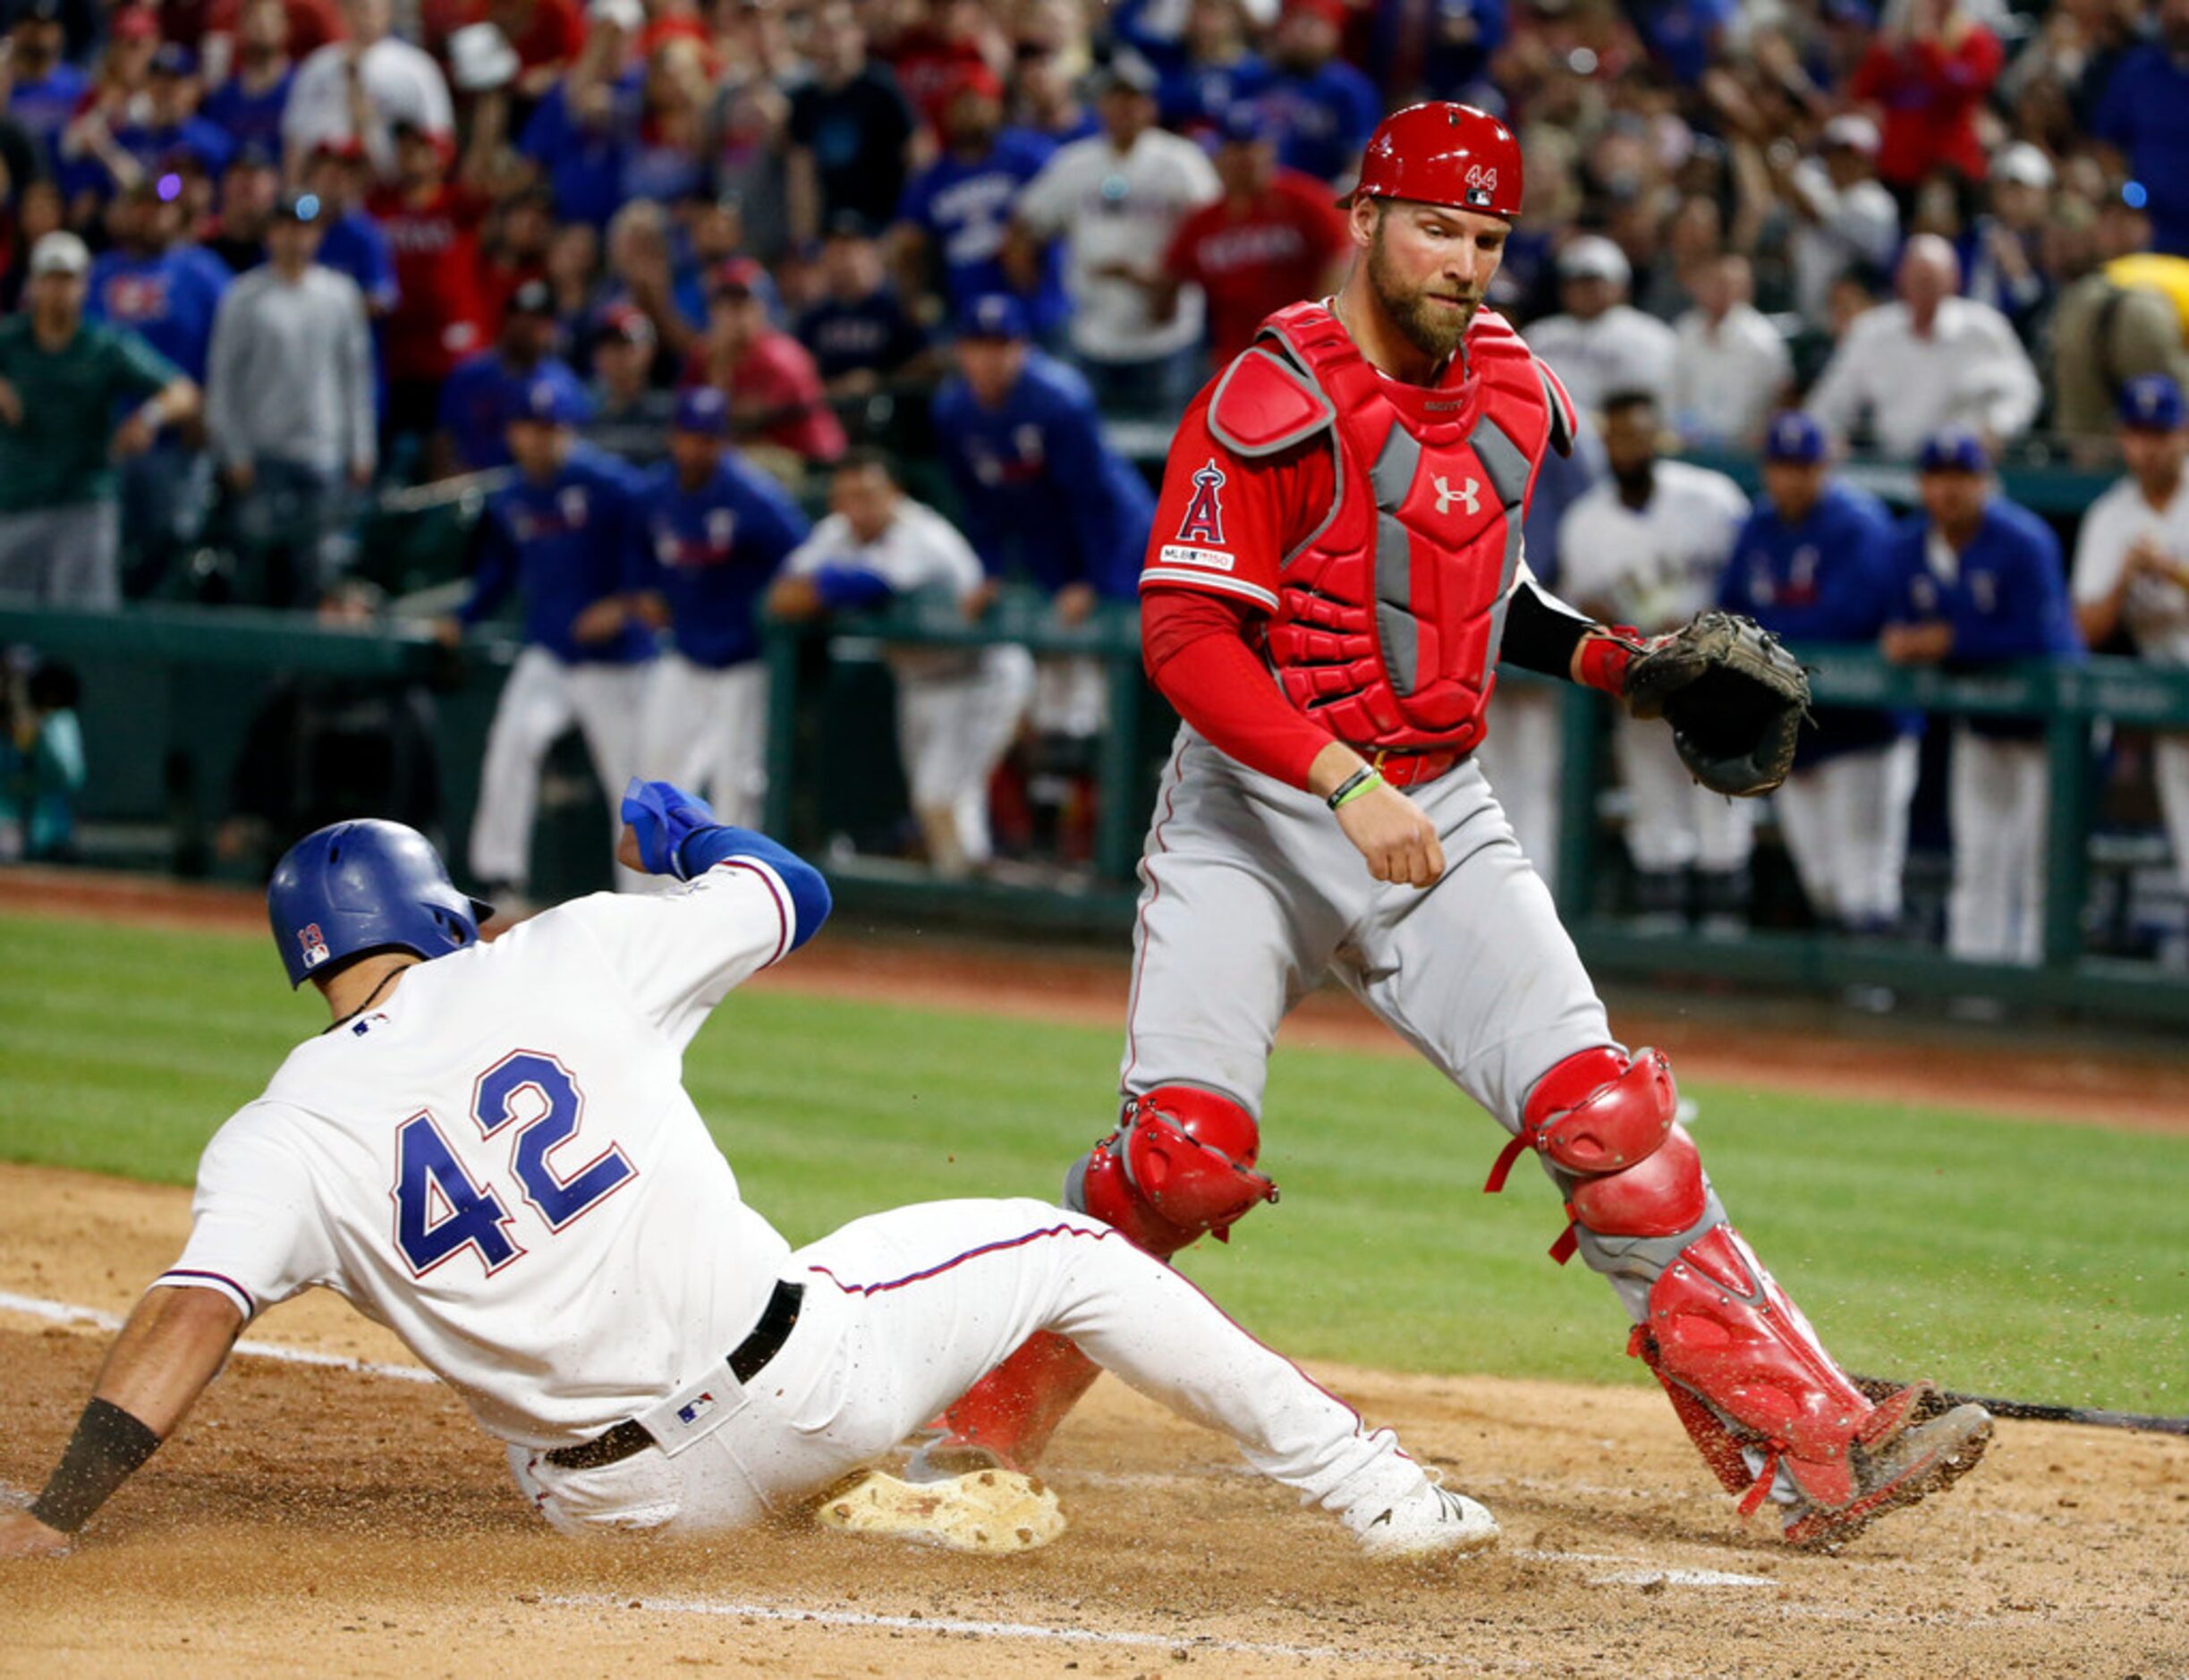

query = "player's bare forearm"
[[2, 1285, 240, 1557]]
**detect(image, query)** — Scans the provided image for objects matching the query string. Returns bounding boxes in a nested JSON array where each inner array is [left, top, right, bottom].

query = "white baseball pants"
[[1947, 725, 2049, 966], [895, 648, 1035, 865], [635, 653, 768, 831], [1610, 715, 1756, 875], [505, 1198, 1426, 1536], [1772, 735, 1920, 929], [469, 647, 652, 891], [2152, 734, 2189, 898]]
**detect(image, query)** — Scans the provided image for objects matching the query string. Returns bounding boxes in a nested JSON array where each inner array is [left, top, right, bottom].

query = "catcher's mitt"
[[1622, 611, 1809, 797]]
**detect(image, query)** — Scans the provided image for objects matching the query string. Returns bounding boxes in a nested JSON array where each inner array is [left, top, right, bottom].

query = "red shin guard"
[[932, 1331, 1104, 1471]]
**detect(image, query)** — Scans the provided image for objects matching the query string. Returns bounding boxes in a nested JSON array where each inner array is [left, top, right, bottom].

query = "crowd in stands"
[[6, 0, 2189, 963]]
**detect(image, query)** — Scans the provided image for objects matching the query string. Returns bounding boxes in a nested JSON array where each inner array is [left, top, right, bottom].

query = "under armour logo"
[[1433, 475, 1481, 518]]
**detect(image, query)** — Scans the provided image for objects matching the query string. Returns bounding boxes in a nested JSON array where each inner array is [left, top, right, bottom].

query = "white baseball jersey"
[[785, 498, 992, 683], [152, 865, 806, 1449], [2072, 473, 2189, 665], [1557, 462, 1750, 633], [1523, 305, 1677, 417]]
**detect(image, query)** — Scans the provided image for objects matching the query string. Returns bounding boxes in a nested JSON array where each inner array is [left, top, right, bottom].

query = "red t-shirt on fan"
[[680, 331, 848, 463], [1164, 170, 1351, 368], [369, 182, 493, 384]]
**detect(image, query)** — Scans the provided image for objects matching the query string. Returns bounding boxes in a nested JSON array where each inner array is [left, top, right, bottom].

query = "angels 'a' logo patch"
[[1175, 460, 1228, 546]]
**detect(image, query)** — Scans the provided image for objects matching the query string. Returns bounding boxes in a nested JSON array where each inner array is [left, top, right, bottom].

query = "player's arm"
[[0, 1285, 242, 1558], [1498, 563, 1650, 693]]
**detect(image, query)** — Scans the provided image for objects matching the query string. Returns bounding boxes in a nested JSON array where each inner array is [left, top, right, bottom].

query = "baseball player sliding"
[[0, 789, 1494, 1563], [926, 102, 1992, 1550]]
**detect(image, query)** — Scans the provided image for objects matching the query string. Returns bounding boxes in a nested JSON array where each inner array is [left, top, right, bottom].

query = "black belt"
[[543, 1278, 805, 1472]]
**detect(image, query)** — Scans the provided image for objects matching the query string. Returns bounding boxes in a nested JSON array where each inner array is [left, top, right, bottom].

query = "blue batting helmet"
[[267, 819, 492, 988]]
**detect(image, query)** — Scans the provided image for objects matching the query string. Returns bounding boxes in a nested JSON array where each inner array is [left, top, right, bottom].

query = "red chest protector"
[[1208, 301, 1574, 760]]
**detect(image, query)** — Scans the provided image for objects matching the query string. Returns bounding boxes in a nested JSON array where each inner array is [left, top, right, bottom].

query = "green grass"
[[2, 910, 2184, 1414]]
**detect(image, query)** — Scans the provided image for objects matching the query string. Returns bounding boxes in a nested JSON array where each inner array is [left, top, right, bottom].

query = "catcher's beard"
[[1366, 228, 1481, 365]]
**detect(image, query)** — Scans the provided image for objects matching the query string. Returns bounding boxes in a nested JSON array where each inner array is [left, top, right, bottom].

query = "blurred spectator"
[[1559, 389, 1752, 929], [1765, 113, 1901, 332], [479, 0, 586, 110], [1010, 51, 1219, 412], [1262, 0, 1380, 188], [581, 302, 670, 460], [216, 579, 441, 878], [1524, 235, 1676, 419], [1718, 412, 1914, 933], [1846, 0, 2003, 204], [1806, 233, 2041, 459], [769, 451, 1034, 878], [0, 653, 84, 862], [478, 186, 556, 329], [514, 0, 641, 232], [2093, 0, 2189, 257], [1962, 141, 2053, 344], [440, 377, 654, 900], [202, 0, 299, 159], [786, 2, 918, 247], [1369, 0, 1506, 106], [299, 139, 395, 314], [689, 254, 846, 476], [1158, 102, 1349, 370], [893, 62, 1067, 338], [205, 190, 375, 599], [795, 212, 929, 399], [369, 117, 496, 454], [437, 276, 587, 474], [1666, 252, 1792, 449], [622, 38, 711, 207], [1009, 13, 1098, 147], [200, 142, 281, 271], [623, 386, 810, 828], [0, 232, 198, 607], [1881, 428, 2083, 965], [63, 40, 236, 209], [932, 293, 1151, 853], [2050, 201, 2189, 446], [283, 0, 454, 177], [882, 0, 1004, 134], [4, 0, 88, 163], [0, 178, 65, 312], [1156, 0, 1272, 139], [2073, 375, 2189, 904]]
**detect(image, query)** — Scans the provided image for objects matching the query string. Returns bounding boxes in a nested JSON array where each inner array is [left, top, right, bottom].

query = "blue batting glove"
[[620, 778, 719, 879]]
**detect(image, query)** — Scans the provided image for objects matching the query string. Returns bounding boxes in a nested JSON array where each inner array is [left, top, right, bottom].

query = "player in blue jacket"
[[1718, 412, 1914, 933], [436, 280, 592, 475], [440, 378, 657, 901], [1880, 427, 2084, 965], [931, 293, 1155, 854], [616, 387, 813, 828]]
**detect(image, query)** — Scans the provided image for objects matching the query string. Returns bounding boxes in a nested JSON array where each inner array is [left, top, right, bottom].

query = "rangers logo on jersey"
[[297, 922, 332, 970], [1176, 461, 1228, 546]]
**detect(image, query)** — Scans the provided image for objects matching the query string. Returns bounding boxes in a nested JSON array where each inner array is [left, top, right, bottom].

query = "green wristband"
[[1328, 767, 1384, 810]]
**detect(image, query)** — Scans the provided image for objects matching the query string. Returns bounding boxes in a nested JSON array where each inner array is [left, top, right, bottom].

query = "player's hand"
[[615, 823, 645, 876], [571, 598, 629, 644], [767, 575, 825, 621], [1335, 780, 1446, 889], [223, 459, 257, 495], [111, 411, 156, 459], [962, 577, 1000, 621], [0, 377, 22, 427], [1054, 582, 1097, 627], [1879, 621, 1952, 665], [0, 1509, 70, 1560], [432, 615, 465, 648]]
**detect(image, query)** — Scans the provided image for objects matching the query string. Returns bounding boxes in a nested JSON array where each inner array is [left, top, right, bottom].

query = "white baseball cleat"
[[1351, 1480, 1500, 1560], [813, 1467, 1068, 1554]]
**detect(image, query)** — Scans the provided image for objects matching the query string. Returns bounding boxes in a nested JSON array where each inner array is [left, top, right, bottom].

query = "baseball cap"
[[1917, 426, 1990, 475], [511, 378, 584, 427], [28, 230, 89, 277], [1557, 233, 1630, 286], [1763, 411, 1827, 465], [822, 208, 874, 242], [13, 0, 65, 27], [588, 0, 642, 30], [595, 302, 656, 347], [507, 277, 556, 318], [110, 5, 158, 40], [271, 189, 324, 224], [310, 135, 368, 165], [1084, 49, 1158, 98], [941, 61, 1005, 106], [1216, 103, 1275, 146], [150, 40, 196, 74], [958, 292, 1029, 341], [673, 386, 730, 437], [709, 255, 767, 298], [1820, 114, 1880, 156], [1285, 0, 1348, 24], [1990, 142, 2054, 191], [2119, 373, 2185, 432]]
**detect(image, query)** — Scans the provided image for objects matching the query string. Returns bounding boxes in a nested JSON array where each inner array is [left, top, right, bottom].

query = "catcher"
[[922, 102, 1993, 1550]]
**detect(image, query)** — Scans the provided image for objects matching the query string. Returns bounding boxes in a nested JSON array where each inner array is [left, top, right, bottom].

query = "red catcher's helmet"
[[1351, 101, 1523, 221]]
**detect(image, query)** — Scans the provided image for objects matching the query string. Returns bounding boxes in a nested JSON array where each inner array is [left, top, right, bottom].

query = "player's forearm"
[[1500, 576, 1642, 694], [28, 1285, 240, 1536], [1142, 590, 1333, 788]]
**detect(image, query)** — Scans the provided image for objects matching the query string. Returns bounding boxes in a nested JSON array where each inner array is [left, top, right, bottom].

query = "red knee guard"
[[1488, 1046, 1678, 1261], [932, 1331, 1103, 1471], [1071, 1085, 1278, 1260], [1633, 1225, 1900, 1515]]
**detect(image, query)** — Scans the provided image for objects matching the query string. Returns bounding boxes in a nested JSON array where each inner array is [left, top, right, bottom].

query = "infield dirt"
[[3, 1160, 2185, 1679]]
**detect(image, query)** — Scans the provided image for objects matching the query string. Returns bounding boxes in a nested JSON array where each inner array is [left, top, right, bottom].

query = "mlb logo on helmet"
[[298, 922, 332, 970]]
